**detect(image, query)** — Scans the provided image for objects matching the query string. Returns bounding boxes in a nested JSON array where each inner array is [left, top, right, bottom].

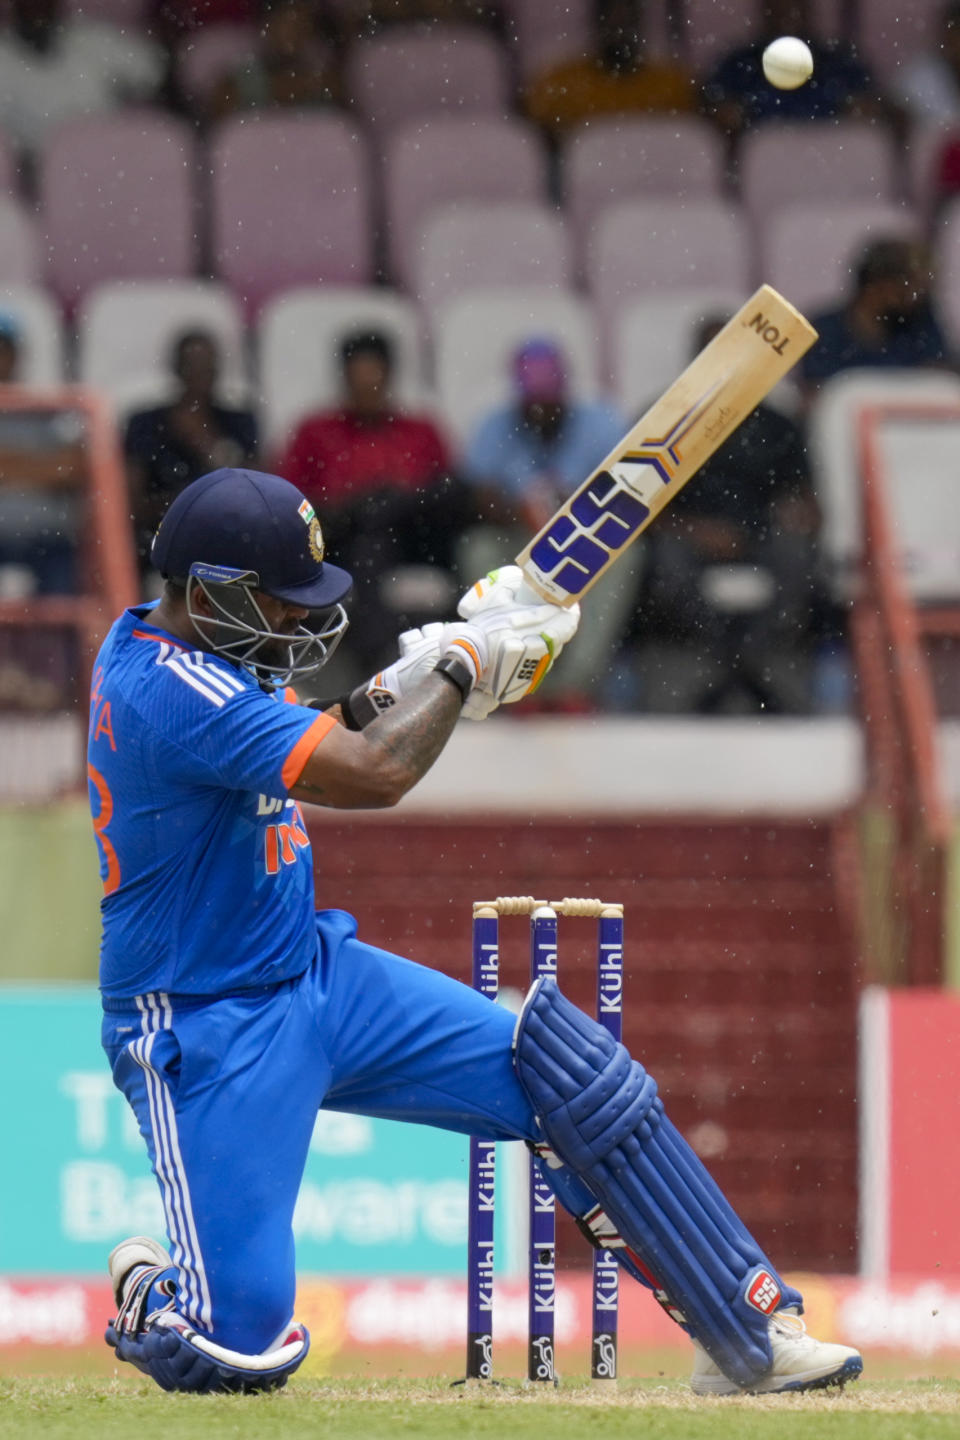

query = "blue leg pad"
[[106, 1312, 309, 1393], [513, 978, 802, 1388]]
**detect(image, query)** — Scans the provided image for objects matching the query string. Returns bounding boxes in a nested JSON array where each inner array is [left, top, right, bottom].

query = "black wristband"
[[433, 654, 474, 703]]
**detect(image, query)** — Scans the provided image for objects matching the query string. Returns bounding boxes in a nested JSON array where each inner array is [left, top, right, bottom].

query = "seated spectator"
[[462, 338, 632, 707], [0, 0, 163, 163], [125, 330, 258, 576], [0, 312, 86, 598], [895, 0, 960, 123], [210, 0, 341, 121], [702, 0, 883, 139], [276, 329, 466, 676], [524, 0, 695, 138], [801, 238, 950, 389], [625, 316, 826, 714], [464, 338, 625, 536]]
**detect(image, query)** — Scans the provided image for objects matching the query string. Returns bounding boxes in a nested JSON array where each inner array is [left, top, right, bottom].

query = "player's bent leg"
[[106, 1236, 309, 1393], [513, 977, 862, 1393]]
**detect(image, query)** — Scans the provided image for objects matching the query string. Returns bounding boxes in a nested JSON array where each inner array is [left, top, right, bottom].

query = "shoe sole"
[[692, 1354, 863, 1397]]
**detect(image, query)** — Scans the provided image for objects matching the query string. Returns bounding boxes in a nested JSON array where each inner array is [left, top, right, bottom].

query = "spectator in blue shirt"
[[460, 338, 630, 708], [801, 238, 950, 389], [463, 338, 624, 536]]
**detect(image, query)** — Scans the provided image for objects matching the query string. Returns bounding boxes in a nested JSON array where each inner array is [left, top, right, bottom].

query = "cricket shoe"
[[107, 1235, 177, 1340], [690, 1308, 863, 1395]]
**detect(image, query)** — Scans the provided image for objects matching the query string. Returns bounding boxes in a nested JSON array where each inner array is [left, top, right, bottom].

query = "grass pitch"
[[1, 1377, 959, 1440]]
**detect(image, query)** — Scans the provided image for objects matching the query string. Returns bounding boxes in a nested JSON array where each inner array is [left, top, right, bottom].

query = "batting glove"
[[341, 623, 487, 728], [457, 569, 581, 721]]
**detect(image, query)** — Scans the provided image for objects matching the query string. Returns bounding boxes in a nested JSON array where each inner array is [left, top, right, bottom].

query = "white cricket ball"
[[762, 35, 814, 90]]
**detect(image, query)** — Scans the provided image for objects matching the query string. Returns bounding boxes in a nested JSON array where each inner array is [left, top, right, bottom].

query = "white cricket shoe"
[[108, 1235, 172, 1309], [690, 1308, 863, 1395]]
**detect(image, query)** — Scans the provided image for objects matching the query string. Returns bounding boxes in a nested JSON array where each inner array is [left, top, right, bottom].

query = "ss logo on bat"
[[528, 473, 650, 597]]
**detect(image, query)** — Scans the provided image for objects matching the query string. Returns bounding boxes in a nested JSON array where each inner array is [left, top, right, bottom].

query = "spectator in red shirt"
[[277, 329, 469, 676]]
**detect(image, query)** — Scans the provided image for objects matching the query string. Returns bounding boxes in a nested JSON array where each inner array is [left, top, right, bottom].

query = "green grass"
[[1, 1377, 959, 1440]]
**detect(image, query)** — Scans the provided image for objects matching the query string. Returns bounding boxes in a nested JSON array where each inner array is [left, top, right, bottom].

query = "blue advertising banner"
[[0, 988, 520, 1277]]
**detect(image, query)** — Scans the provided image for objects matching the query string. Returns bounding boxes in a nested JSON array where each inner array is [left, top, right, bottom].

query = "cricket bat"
[[516, 285, 818, 606]]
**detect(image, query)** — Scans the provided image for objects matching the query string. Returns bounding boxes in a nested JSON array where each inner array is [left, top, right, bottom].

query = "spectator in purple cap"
[[463, 338, 624, 537], [460, 338, 631, 706]]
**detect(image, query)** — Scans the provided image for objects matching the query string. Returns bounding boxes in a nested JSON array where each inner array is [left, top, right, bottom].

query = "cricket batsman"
[[90, 467, 862, 1396]]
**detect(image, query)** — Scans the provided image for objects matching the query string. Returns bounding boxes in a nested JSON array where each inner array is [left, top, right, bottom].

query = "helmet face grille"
[[186, 569, 349, 687]]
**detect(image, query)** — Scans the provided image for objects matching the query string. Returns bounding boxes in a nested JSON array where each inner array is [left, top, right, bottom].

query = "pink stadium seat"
[[0, 132, 17, 195], [855, 0, 944, 84], [676, 0, 845, 72], [209, 112, 373, 312], [0, 199, 40, 287], [346, 24, 511, 131], [587, 198, 751, 336], [738, 122, 900, 232], [66, 0, 149, 19], [176, 24, 259, 110], [905, 120, 960, 216], [933, 196, 960, 350], [563, 117, 727, 270], [763, 200, 918, 317], [503, 0, 592, 80], [413, 201, 571, 311], [40, 113, 198, 309], [384, 115, 549, 288]]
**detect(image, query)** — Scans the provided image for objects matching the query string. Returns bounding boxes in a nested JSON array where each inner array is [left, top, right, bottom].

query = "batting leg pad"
[[512, 978, 802, 1388], [105, 1311, 310, 1394]]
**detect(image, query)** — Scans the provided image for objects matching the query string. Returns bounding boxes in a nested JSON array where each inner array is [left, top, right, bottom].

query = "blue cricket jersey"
[[88, 604, 335, 998]]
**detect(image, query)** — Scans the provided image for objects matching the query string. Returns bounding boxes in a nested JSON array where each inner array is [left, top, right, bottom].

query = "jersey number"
[[88, 763, 121, 895]]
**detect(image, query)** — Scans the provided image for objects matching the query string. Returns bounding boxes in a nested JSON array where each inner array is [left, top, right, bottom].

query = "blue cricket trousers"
[[101, 909, 538, 1353]]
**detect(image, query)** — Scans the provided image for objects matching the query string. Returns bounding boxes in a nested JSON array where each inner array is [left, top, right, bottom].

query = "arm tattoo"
[[365, 673, 462, 783], [292, 675, 462, 804]]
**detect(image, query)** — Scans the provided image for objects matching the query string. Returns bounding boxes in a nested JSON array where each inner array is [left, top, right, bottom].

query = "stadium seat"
[[40, 113, 198, 310], [613, 287, 746, 416], [763, 200, 918, 317], [384, 115, 549, 289], [904, 119, 960, 216], [77, 280, 248, 418], [562, 116, 727, 269], [586, 198, 751, 341], [176, 24, 259, 112], [676, 0, 848, 71], [807, 369, 960, 597], [414, 201, 571, 312], [932, 196, 960, 351], [856, 0, 944, 84], [209, 112, 374, 312], [0, 131, 17, 195], [738, 122, 901, 232], [345, 24, 511, 131], [65, 0, 149, 18], [256, 286, 426, 451], [0, 285, 65, 384], [0, 198, 40, 287], [503, 0, 594, 79], [431, 284, 600, 444]]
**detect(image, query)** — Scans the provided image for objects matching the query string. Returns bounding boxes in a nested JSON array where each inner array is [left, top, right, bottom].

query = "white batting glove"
[[457, 571, 581, 721], [459, 564, 560, 623], [344, 622, 487, 726]]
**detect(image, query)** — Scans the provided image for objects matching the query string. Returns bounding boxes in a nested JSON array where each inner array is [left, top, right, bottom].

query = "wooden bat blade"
[[516, 284, 818, 605]]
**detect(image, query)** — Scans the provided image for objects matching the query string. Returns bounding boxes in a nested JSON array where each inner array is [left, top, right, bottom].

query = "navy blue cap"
[[151, 468, 352, 608]]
